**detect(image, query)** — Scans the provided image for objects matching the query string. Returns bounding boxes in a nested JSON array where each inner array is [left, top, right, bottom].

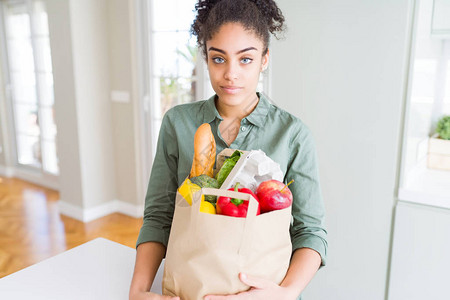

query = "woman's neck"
[[215, 94, 260, 121]]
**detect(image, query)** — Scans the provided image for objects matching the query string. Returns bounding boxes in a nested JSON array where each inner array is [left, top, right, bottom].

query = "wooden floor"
[[0, 176, 142, 278]]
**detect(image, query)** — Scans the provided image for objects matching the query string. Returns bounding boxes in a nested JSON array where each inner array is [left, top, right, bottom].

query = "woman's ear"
[[261, 49, 270, 72]]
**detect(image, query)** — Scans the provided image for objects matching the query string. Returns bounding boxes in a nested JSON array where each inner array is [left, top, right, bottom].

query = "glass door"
[[1, 0, 58, 175]]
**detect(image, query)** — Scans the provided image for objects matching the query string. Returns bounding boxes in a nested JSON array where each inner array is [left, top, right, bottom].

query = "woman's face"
[[206, 22, 269, 109]]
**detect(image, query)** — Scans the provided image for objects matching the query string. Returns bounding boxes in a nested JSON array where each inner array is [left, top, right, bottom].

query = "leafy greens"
[[216, 150, 242, 187]]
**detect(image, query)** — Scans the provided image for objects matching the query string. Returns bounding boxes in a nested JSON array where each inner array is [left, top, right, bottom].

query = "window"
[[150, 0, 200, 121], [142, 0, 270, 155], [398, 0, 450, 209], [0, 0, 58, 175]]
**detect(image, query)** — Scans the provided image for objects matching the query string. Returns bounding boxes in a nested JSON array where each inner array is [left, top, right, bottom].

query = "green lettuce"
[[216, 150, 242, 187]]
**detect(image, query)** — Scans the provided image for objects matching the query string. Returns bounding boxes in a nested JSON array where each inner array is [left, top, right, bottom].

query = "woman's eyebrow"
[[208, 46, 258, 54], [237, 47, 257, 54]]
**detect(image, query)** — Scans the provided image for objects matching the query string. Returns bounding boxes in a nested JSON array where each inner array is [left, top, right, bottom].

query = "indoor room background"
[[0, 0, 449, 299]]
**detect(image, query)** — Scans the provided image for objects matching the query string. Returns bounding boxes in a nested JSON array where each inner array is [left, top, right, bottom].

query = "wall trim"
[[14, 168, 59, 190], [116, 199, 144, 218], [58, 199, 143, 223], [0, 165, 14, 177], [0, 165, 59, 190]]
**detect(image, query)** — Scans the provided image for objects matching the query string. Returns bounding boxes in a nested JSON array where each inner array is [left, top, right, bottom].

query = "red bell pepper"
[[216, 183, 260, 218]]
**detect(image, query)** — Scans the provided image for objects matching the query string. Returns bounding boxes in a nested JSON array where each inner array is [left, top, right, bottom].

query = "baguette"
[[189, 123, 216, 178]]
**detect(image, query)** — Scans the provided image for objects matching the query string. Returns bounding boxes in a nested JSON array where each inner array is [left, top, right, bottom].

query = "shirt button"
[[241, 126, 246, 132]]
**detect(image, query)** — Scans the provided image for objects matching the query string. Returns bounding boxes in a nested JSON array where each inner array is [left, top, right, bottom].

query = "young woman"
[[129, 1, 327, 299]]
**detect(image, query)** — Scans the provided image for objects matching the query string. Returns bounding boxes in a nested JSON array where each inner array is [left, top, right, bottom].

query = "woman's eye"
[[212, 57, 225, 64], [241, 58, 253, 64]]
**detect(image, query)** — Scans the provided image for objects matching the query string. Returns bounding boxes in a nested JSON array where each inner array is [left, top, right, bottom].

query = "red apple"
[[255, 179, 294, 213]]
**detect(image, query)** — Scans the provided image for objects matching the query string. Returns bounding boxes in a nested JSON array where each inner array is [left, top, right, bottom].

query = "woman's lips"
[[220, 86, 243, 94]]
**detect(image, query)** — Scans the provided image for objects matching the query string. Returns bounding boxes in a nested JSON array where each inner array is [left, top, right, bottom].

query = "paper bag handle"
[[192, 188, 259, 257], [195, 188, 259, 219]]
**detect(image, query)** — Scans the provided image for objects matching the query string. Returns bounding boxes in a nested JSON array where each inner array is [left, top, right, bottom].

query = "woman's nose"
[[224, 62, 238, 81]]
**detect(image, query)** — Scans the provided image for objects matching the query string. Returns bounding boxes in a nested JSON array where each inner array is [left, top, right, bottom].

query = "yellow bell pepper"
[[178, 178, 201, 205], [178, 178, 215, 214], [200, 200, 216, 214]]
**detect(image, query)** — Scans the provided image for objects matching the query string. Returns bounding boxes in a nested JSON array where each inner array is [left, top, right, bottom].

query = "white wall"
[[46, 0, 143, 220], [46, 0, 83, 207], [107, 0, 140, 208], [0, 59, 6, 166], [271, 0, 411, 299], [69, 0, 116, 209], [46, 0, 117, 220]]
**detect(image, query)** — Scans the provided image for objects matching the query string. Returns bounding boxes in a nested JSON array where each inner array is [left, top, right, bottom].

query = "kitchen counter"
[[0, 238, 164, 300]]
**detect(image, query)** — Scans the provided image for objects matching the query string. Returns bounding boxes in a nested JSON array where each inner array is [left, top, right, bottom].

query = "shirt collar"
[[202, 92, 271, 127], [245, 92, 271, 127], [203, 94, 222, 124]]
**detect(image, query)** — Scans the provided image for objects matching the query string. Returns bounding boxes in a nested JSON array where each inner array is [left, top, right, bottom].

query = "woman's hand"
[[129, 243, 177, 300], [203, 273, 297, 300], [129, 290, 180, 300]]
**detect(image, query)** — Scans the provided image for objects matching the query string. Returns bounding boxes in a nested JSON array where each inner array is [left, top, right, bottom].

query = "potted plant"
[[428, 115, 450, 170]]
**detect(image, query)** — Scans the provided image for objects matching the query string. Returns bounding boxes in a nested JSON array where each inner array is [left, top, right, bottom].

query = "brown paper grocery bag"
[[162, 187, 292, 300]]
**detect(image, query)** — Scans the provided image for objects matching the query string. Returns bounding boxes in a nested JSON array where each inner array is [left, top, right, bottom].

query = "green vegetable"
[[436, 115, 450, 140], [190, 174, 220, 204], [190, 174, 220, 188], [215, 150, 243, 187]]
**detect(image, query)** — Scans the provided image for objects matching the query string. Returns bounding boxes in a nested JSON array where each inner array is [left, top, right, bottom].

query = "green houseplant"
[[428, 115, 450, 171], [435, 115, 450, 140]]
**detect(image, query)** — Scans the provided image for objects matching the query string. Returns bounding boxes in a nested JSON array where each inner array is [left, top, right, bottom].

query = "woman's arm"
[[129, 242, 179, 300], [130, 110, 182, 300], [280, 248, 322, 297]]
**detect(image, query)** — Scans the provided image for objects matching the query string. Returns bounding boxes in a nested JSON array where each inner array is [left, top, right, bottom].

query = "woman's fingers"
[[203, 273, 276, 300], [238, 273, 271, 290], [204, 295, 232, 300]]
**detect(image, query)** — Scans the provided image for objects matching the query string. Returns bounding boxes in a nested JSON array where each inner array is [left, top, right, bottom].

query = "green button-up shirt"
[[137, 93, 328, 268]]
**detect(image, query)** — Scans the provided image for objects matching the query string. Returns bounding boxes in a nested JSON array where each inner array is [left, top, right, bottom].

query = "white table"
[[0, 238, 164, 299]]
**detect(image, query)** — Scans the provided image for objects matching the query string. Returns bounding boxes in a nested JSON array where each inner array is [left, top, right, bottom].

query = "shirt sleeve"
[[286, 124, 328, 266], [136, 111, 179, 249]]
